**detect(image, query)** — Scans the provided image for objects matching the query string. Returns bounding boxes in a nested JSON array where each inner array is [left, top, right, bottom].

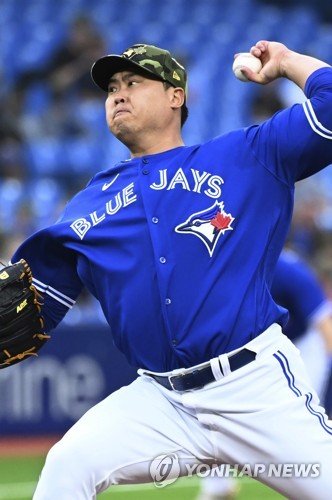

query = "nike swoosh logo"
[[102, 173, 120, 191]]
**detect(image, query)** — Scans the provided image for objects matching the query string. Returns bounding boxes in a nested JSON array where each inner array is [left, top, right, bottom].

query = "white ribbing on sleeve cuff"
[[32, 278, 76, 309], [303, 100, 332, 139]]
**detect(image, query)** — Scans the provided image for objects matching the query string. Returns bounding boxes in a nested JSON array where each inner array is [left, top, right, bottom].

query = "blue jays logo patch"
[[175, 201, 234, 257]]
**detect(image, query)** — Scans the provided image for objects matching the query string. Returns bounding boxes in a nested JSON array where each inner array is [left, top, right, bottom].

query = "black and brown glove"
[[0, 259, 50, 368]]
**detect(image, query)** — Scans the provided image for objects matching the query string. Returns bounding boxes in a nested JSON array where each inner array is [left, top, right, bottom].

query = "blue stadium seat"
[[0, 179, 26, 232], [64, 138, 106, 175], [25, 139, 64, 176]]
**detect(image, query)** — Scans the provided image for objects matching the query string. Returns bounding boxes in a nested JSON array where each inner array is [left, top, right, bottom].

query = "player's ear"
[[169, 87, 185, 109]]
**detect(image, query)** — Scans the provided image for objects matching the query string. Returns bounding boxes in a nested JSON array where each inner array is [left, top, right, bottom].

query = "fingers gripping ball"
[[232, 53, 262, 82], [0, 259, 49, 368]]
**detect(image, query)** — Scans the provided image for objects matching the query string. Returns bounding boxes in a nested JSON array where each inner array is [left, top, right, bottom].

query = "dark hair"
[[163, 81, 188, 127]]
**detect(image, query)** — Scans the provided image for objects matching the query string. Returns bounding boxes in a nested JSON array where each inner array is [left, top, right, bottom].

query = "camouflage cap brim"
[[91, 44, 187, 95], [91, 55, 164, 92]]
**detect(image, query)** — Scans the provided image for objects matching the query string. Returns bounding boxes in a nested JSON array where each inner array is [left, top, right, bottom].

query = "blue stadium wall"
[[0, 323, 138, 435]]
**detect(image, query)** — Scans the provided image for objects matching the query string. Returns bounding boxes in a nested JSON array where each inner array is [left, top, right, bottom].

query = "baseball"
[[232, 52, 262, 82]]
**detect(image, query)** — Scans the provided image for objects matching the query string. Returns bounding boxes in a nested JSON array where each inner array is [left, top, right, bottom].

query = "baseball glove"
[[0, 259, 49, 368]]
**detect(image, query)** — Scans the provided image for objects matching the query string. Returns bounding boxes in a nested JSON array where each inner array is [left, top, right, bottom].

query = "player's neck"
[[128, 130, 184, 158], [130, 141, 184, 158]]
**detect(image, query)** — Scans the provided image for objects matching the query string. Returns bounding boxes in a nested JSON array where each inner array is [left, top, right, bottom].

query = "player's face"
[[105, 71, 176, 146]]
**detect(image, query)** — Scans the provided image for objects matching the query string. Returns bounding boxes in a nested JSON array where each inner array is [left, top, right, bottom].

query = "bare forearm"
[[279, 50, 330, 91]]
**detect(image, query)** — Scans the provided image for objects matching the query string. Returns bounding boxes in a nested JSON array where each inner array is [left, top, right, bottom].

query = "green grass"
[[0, 456, 285, 499]]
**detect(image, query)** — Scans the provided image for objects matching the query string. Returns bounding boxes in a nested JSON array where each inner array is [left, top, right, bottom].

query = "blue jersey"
[[12, 68, 332, 371], [272, 250, 330, 341]]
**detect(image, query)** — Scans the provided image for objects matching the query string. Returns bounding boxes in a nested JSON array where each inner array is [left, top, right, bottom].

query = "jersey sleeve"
[[11, 227, 84, 333], [246, 67, 332, 184]]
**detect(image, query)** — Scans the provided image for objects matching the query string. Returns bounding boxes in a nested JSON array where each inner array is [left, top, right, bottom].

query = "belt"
[[148, 348, 256, 392]]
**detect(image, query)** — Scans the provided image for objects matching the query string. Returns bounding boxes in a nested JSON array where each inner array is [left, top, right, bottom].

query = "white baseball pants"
[[33, 324, 332, 499]]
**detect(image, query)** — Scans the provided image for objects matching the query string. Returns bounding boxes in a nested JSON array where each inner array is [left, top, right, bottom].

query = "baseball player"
[[324, 366, 332, 418], [272, 248, 332, 396], [3, 40, 332, 499], [198, 247, 332, 499]]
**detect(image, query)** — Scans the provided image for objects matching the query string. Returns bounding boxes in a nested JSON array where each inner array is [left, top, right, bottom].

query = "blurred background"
[[1, 0, 332, 496]]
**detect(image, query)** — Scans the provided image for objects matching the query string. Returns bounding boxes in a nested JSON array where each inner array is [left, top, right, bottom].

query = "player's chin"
[[106, 114, 122, 129], [110, 115, 131, 131], [111, 123, 134, 143]]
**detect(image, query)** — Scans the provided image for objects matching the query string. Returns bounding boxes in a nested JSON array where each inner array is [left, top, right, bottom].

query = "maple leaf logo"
[[210, 212, 233, 232]]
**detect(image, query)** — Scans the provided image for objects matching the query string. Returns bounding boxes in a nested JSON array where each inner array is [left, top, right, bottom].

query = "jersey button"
[[142, 158, 148, 164], [152, 217, 159, 224], [159, 256, 166, 264], [142, 169, 149, 175], [165, 298, 171, 305], [172, 339, 178, 346]]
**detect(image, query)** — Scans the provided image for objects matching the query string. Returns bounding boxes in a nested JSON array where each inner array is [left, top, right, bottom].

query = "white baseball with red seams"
[[233, 52, 262, 81]]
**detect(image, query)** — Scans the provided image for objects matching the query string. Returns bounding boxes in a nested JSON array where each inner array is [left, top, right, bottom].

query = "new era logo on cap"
[[122, 46, 147, 58], [91, 43, 187, 95]]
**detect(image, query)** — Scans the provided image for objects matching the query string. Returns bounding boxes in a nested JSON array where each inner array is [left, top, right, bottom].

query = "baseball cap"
[[91, 43, 187, 95]]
